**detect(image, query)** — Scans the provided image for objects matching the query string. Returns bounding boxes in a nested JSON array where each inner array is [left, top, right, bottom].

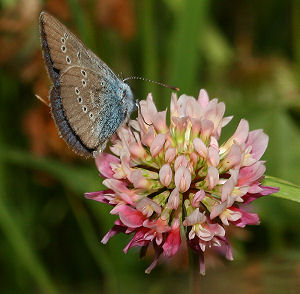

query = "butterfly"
[[39, 11, 135, 158]]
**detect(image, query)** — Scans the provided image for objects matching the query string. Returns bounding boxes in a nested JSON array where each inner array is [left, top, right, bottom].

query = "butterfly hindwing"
[[59, 66, 127, 150]]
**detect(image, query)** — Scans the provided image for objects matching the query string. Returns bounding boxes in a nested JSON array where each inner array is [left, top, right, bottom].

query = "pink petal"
[[191, 118, 202, 136], [183, 208, 206, 226], [153, 110, 168, 133], [221, 144, 242, 170], [198, 223, 225, 241], [186, 98, 202, 119], [129, 142, 147, 159], [167, 188, 180, 210], [231, 207, 260, 227], [198, 89, 209, 108], [103, 178, 127, 192], [143, 218, 170, 233], [210, 136, 219, 150], [221, 176, 236, 202], [95, 152, 120, 178], [145, 244, 163, 274], [238, 161, 266, 186], [233, 119, 249, 145], [141, 126, 155, 148], [207, 146, 220, 167], [222, 116, 233, 127], [101, 223, 127, 244], [150, 133, 166, 157], [177, 94, 194, 117], [193, 137, 207, 158], [172, 116, 188, 132], [159, 164, 173, 187], [248, 184, 263, 194], [170, 92, 179, 116], [162, 220, 181, 257], [190, 152, 198, 166], [174, 155, 189, 171], [243, 185, 279, 204], [201, 119, 214, 140], [192, 190, 205, 207], [102, 179, 135, 204], [199, 252, 206, 275], [205, 102, 225, 135], [260, 185, 280, 195], [207, 223, 225, 237], [217, 236, 233, 260], [246, 130, 269, 160], [206, 166, 219, 190], [84, 190, 114, 205], [210, 201, 227, 219], [165, 147, 177, 163], [130, 170, 150, 189], [219, 208, 242, 225], [175, 166, 192, 193], [116, 205, 145, 228], [123, 228, 151, 253], [140, 93, 158, 124], [135, 197, 161, 217]]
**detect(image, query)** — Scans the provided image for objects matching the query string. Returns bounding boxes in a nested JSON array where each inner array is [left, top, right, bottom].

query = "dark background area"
[[0, 0, 299, 293]]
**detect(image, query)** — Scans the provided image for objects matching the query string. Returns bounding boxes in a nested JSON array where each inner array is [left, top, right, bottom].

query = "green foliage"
[[264, 176, 300, 203]]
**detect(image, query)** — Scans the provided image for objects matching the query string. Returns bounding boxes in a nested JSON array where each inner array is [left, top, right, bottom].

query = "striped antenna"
[[123, 76, 180, 92]]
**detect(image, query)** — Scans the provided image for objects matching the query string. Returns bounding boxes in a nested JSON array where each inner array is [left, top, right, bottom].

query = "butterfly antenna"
[[35, 94, 49, 107], [123, 76, 180, 92]]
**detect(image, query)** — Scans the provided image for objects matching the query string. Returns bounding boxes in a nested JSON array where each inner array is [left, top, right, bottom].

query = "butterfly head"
[[120, 81, 135, 116]]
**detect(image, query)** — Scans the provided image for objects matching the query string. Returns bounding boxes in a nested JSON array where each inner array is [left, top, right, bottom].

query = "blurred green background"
[[0, 0, 300, 293]]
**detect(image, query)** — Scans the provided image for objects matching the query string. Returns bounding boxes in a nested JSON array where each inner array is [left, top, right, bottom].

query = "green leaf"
[[263, 175, 300, 203], [0, 147, 103, 194]]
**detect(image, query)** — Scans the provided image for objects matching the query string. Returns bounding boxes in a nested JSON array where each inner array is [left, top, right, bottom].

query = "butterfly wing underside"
[[39, 11, 128, 157]]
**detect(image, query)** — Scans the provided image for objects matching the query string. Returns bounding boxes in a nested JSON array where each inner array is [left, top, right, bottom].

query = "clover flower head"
[[85, 89, 279, 274]]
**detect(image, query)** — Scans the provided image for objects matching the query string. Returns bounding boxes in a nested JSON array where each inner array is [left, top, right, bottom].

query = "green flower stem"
[[188, 249, 201, 294]]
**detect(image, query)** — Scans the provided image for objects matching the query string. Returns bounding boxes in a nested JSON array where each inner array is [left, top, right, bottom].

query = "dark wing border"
[[40, 11, 95, 157]]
